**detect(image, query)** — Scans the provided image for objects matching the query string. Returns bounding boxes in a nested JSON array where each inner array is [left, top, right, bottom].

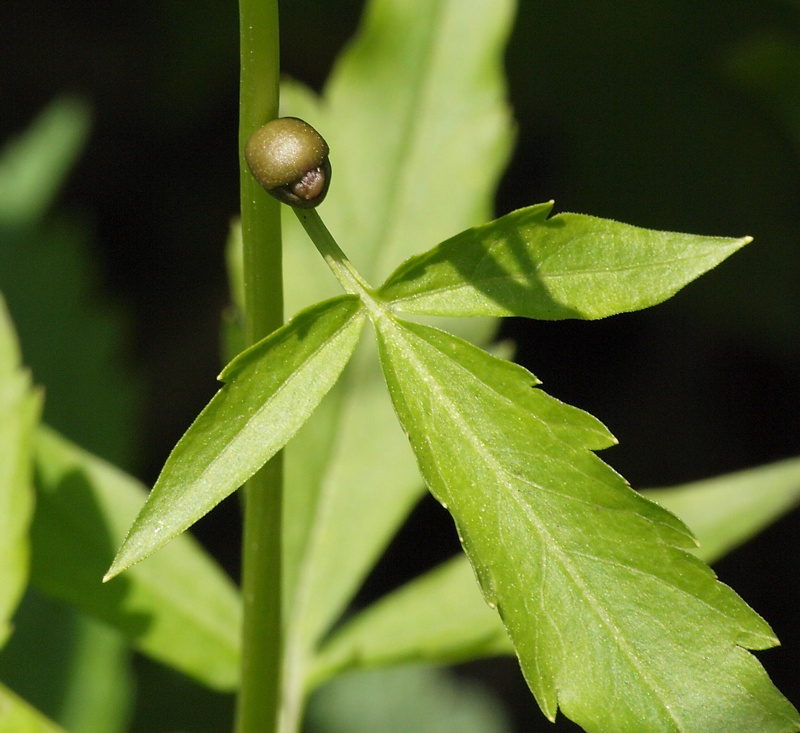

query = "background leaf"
[[107, 296, 364, 578], [379, 202, 751, 320], [644, 457, 800, 565], [276, 0, 515, 692], [374, 315, 799, 731], [31, 427, 241, 691], [305, 665, 511, 733], [0, 589, 133, 733], [0, 97, 90, 227], [0, 95, 143, 731], [47, 615, 131, 733], [0, 680, 65, 733], [0, 97, 140, 471], [311, 555, 511, 686], [0, 293, 41, 649], [311, 456, 800, 688]]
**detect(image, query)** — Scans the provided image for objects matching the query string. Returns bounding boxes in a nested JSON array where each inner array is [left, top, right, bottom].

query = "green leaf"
[[31, 427, 240, 691], [311, 555, 511, 687], [374, 315, 800, 732], [107, 295, 364, 579], [0, 293, 41, 649], [313, 456, 800, 685], [49, 614, 132, 733], [0, 681, 66, 733], [277, 0, 515, 679], [283, 0, 515, 301], [0, 97, 90, 227], [644, 457, 800, 565], [378, 201, 752, 320], [0, 589, 133, 733], [305, 665, 511, 733], [0, 117, 140, 468]]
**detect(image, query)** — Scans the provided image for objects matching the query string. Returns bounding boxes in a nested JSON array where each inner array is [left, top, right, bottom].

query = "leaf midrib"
[[385, 248, 732, 309], [368, 0, 450, 279]]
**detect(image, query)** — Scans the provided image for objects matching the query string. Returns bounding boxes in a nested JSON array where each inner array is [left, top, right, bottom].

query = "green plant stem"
[[236, 1, 283, 732], [294, 208, 375, 301]]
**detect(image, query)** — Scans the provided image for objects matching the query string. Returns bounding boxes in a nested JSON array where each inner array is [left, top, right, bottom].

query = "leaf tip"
[[104, 539, 145, 581], [103, 557, 126, 582]]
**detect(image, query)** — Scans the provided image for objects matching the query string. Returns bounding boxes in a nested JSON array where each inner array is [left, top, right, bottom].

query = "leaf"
[[31, 427, 240, 691], [312, 456, 800, 685], [0, 293, 41, 649], [316, 455, 800, 683], [49, 613, 132, 733], [287, 0, 515, 294], [107, 295, 364, 579], [0, 681, 66, 733], [378, 201, 752, 320], [374, 315, 800, 732], [0, 105, 139, 469], [0, 97, 90, 227], [124, 655, 235, 733], [644, 457, 800, 565], [276, 0, 515, 676], [0, 588, 133, 733], [311, 555, 511, 687], [305, 665, 511, 733]]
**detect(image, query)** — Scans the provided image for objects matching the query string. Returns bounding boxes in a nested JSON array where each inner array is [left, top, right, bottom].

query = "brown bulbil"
[[245, 117, 331, 208]]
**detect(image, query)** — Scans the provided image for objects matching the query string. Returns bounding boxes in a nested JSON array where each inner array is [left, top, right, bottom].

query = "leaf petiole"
[[293, 208, 376, 304]]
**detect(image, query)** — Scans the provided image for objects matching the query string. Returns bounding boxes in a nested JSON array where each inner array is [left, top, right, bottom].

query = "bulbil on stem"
[[245, 117, 331, 209]]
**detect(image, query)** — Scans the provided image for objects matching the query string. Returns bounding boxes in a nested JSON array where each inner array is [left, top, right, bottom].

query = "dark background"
[[4, 1, 800, 730]]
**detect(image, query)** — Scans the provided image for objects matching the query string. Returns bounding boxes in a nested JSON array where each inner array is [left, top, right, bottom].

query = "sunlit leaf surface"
[[379, 202, 751, 320], [107, 296, 363, 579], [375, 315, 799, 732]]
